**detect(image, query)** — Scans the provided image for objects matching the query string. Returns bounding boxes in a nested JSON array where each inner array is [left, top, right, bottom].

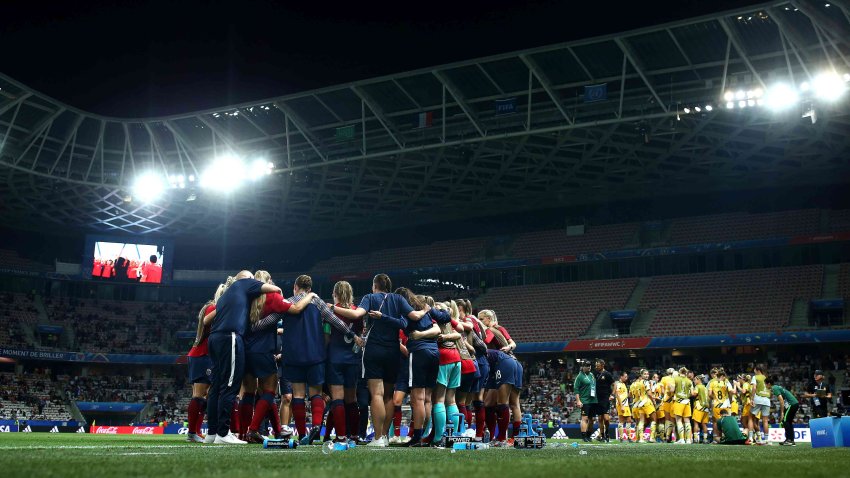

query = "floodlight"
[[201, 155, 246, 192], [726, 102, 734, 109], [724, 91, 734, 101], [738, 100, 747, 108], [683, 107, 691, 114], [812, 72, 847, 101], [735, 90, 746, 100], [764, 83, 799, 111], [705, 105, 713, 111], [694, 106, 701, 112], [133, 171, 165, 203], [249, 158, 273, 180]]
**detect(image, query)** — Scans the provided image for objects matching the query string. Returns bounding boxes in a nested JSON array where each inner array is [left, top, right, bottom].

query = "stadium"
[[2, 0, 850, 476]]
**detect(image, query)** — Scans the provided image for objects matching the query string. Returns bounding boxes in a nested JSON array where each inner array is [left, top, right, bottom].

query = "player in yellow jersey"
[[671, 367, 693, 444], [709, 370, 733, 442], [615, 371, 633, 442], [750, 364, 771, 443], [659, 368, 677, 442], [648, 373, 664, 442], [629, 369, 657, 444], [691, 374, 709, 443], [705, 368, 719, 441], [736, 374, 753, 443]]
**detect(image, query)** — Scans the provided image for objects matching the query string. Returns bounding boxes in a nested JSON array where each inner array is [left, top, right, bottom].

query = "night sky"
[[5, 0, 765, 117]]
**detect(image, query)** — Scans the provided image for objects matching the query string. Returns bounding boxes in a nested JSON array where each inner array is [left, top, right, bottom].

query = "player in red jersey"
[[455, 300, 482, 437], [243, 271, 315, 443], [187, 279, 231, 443]]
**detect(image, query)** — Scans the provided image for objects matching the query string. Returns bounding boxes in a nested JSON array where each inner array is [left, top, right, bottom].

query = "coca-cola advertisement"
[[90, 426, 164, 435]]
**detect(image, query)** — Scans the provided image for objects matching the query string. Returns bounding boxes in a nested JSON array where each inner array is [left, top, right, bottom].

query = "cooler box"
[[809, 417, 843, 448], [840, 417, 850, 448]]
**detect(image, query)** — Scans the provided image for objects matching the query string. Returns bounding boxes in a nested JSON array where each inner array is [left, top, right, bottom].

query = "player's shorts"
[[246, 352, 278, 379], [487, 356, 519, 389], [712, 406, 730, 421], [661, 401, 674, 416], [513, 359, 524, 389], [460, 373, 477, 393], [278, 378, 293, 396], [408, 348, 439, 389], [326, 362, 360, 389], [655, 405, 665, 419], [692, 408, 709, 424], [473, 356, 489, 393], [362, 345, 400, 383], [437, 362, 462, 389], [730, 401, 739, 416], [631, 400, 656, 417], [395, 354, 410, 393], [593, 401, 610, 416], [742, 404, 752, 418], [672, 401, 692, 418], [616, 404, 631, 418], [581, 403, 598, 417], [282, 362, 325, 386], [750, 403, 769, 419], [188, 355, 213, 384]]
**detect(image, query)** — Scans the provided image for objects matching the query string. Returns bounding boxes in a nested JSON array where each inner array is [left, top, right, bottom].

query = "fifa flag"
[[494, 97, 517, 115], [584, 83, 608, 103], [335, 124, 355, 141], [415, 111, 433, 129]]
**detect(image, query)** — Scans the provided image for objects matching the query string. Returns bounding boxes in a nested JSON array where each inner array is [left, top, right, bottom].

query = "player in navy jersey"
[[483, 348, 520, 446], [242, 271, 315, 443], [400, 293, 443, 446], [390, 327, 410, 444], [324, 281, 364, 443], [204, 270, 281, 444], [333, 274, 430, 447], [278, 275, 361, 445], [479, 310, 520, 444]]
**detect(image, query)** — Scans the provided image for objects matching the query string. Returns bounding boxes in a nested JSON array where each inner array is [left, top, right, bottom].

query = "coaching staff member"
[[804, 370, 832, 418]]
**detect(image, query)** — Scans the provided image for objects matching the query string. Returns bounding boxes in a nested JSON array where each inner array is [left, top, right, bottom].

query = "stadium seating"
[[474, 278, 638, 343], [509, 222, 640, 258], [640, 265, 824, 336], [839, 263, 850, 300], [667, 209, 820, 245], [43, 297, 198, 354], [0, 292, 39, 349], [0, 249, 51, 273], [310, 237, 486, 275], [305, 209, 836, 274], [830, 210, 850, 233]]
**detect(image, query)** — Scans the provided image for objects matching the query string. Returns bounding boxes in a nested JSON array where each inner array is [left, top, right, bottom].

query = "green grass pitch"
[[1, 434, 848, 478]]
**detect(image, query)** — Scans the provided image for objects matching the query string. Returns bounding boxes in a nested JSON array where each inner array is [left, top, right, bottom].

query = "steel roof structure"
[[1, 0, 849, 242]]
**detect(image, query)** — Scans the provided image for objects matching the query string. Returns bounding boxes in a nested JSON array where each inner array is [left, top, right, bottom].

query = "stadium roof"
[[1, 0, 849, 242]]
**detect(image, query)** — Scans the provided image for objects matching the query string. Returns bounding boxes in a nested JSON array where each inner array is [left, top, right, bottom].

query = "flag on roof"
[[415, 111, 433, 129]]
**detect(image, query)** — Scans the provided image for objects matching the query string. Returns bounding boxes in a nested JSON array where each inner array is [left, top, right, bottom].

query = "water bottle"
[[322, 440, 353, 454], [451, 442, 489, 452], [263, 438, 298, 449]]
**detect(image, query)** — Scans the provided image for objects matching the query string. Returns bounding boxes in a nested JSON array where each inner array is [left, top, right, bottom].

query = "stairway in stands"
[[581, 277, 653, 338]]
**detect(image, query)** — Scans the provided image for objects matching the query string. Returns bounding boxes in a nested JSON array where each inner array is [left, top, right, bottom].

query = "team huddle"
[[183, 272, 525, 447], [589, 363, 801, 446]]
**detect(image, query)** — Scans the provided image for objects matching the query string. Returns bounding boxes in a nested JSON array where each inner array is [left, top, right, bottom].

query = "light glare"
[[133, 172, 165, 203], [202, 155, 246, 192], [812, 72, 847, 101]]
